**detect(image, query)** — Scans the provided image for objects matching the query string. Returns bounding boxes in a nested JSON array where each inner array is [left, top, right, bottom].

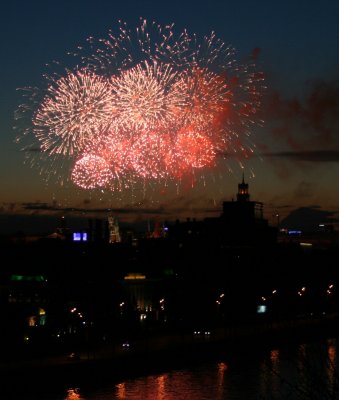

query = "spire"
[[237, 173, 250, 202]]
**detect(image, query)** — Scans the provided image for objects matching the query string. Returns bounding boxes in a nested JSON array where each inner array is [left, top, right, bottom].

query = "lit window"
[[73, 232, 81, 241], [257, 305, 267, 314]]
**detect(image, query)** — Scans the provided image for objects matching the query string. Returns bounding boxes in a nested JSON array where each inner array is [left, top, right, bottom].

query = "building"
[[169, 175, 277, 247]]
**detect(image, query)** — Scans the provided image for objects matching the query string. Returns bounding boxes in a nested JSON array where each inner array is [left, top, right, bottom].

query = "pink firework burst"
[[111, 60, 182, 132], [127, 130, 172, 180], [71, 154, 113, 190], [33, 69, 115, 157], [177, 67, 231, 129], [165, 127, 216, 178]]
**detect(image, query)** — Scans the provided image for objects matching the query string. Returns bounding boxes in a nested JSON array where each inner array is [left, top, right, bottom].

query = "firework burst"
[[33, 69, 115, 157], [15, 18, 265, 196], [111, 60, 181, 131], [71, 154, 113, 190]]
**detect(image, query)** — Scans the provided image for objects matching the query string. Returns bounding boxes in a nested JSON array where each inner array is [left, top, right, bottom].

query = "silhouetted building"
[[169, 175, 277, 247], [88, 218, 109, 242], [222, 173, 263, 223]]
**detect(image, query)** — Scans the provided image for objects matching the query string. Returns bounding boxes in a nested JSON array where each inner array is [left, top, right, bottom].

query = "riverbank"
[[2, 312, 339, 397]]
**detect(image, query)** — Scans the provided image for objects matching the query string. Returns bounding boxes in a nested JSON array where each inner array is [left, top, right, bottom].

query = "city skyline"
[[1, 0, 338, 233]]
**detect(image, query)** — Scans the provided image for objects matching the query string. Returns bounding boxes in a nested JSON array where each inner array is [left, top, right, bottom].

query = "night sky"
[[0, 0, 338, 234]]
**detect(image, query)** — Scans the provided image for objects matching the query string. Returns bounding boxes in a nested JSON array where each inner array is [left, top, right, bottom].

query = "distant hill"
[[280, 207, 337, 232]]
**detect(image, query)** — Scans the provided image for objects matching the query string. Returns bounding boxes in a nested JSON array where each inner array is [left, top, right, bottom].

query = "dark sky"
[[0, 0, 338, 233]]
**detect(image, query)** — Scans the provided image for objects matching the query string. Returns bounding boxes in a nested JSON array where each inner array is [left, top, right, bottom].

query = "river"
[[11, 335, 339, 400]]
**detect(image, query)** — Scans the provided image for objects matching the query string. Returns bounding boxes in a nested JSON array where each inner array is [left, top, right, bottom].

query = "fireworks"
[[111, 60, 181, 131], [33, 69, 115, 157], [71, 154, 113, 189], [15, 19, 265, 193]]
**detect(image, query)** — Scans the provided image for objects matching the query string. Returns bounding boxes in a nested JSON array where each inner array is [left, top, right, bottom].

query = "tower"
[[237, 173, 250, 202], [108, 215, 121, 243], [222, 173, 263, 221]]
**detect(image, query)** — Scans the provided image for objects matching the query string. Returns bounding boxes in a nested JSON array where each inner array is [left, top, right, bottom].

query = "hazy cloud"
[[13, 194, 224, 226], [264, 78, 339, 150], [22, 202, 49, 210], [261, 150, 339, 163]]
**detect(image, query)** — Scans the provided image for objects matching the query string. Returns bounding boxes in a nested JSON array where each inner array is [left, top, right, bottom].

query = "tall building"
[[108, 215, 121, 243], [221, 174, 264, 225], [237, 173, 250, 202], [169, 175, 277, 247]]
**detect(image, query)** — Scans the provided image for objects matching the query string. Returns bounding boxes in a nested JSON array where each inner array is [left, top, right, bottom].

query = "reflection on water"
[[65, 389, 83, 400], [259, 338, 339, 400], [259, 349, 280, 398], [116, 383, 126, 399], [108, 366, 241, 400], [55, 338, 338, 400], [327, 338, 337, 390]]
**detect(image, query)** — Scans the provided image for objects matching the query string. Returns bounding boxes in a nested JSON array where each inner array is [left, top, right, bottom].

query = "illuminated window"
[[28, 316, 37, 326], [257, 305, 267, 314], [73, 232, 81, 241], [73, 232, 88, 241]]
